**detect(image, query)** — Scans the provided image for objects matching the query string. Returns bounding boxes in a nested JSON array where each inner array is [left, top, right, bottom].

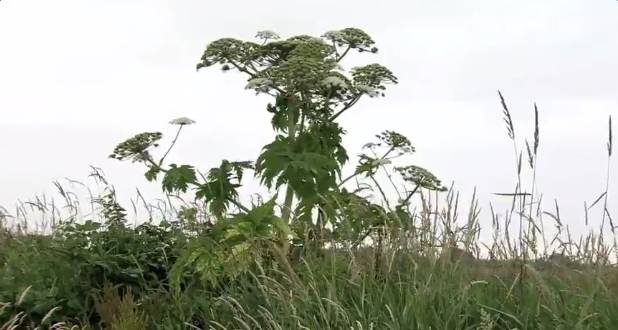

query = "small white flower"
[[169, 117, 196, 125], [371, 158, 392, 166], [322, 76, 348, 89], [356, 84, 380, 97], [245, 77, 273, 90], [256, 30, 280, 40]]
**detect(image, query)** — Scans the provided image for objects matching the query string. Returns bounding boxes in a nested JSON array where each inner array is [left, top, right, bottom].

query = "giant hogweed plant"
[[109, 28, 445, 284]]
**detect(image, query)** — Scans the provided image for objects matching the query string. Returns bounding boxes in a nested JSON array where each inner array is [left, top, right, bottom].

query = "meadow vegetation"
[[1, 28, 617, 329]]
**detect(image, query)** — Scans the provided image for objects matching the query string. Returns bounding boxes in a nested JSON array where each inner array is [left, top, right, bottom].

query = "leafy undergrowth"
[[2, 224, 618, 330]]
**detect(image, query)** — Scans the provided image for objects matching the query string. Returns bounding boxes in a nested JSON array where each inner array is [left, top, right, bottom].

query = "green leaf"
[[194, 160, 250, 216], [221, 197, 291, 243], [256, 134, 341, 199], [144, 166, 160, 182], [162, 164, 197, 193]]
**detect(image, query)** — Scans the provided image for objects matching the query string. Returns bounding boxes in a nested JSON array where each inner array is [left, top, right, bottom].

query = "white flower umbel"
[[322, 76, 348, 89], [169, 117, 196, 126], [356, 84, 380, 97], [256, 30, 280, 41]]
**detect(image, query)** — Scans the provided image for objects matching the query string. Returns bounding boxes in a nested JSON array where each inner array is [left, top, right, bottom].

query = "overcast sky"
[[1, 0, 617, 236]]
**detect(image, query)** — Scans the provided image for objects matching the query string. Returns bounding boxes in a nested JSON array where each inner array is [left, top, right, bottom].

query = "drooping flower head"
[[109, 132, 163, 162], [396, 165, 446, 191]]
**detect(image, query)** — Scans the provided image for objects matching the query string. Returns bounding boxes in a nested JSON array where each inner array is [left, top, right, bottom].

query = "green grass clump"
[[2, 215, 618, 329]]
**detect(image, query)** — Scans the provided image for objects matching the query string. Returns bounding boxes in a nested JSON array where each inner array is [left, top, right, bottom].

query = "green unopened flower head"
[[256, 30, 280, 41], [322, 28, 375, 50], [109, 132, 163, 162], [322, 30, 346, 44], [352, 64, 398, 94], [396, 165, 446, 191], [377, 130, 415, 153], [197, 38, 261, 71]]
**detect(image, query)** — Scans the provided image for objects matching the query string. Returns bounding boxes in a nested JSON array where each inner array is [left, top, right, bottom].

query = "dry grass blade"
[[533, 102, 539, 155], [584, 202, 589, 226], [605, 208, 615, 233], [498, 90, 515, 140], [525, 139, 534, 169], [588, 192, 607, 210], [608, 115, 613, 157], [543, 211, 562, 227], [492, 193, 531, 197]]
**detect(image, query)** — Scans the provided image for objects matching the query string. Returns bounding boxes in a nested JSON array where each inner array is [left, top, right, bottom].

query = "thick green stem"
[[279, 101, 298, 255], [280, 187, 294, 254]]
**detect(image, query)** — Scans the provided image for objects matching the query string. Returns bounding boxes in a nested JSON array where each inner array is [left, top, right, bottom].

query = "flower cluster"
[[109, 132, 162, 162], [255, 30, 280, 41], [322, 28, 376, 51], [352, 64, 398, 95], [196, 38, 261, 71], [377, 130, 415, 154], [396, 165, 446, 191], [322, 76, 348, 89]]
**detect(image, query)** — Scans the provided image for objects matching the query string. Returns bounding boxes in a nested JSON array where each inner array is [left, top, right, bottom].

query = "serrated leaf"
[[162, 164, 196, 193], [144, 166, 160, 182]]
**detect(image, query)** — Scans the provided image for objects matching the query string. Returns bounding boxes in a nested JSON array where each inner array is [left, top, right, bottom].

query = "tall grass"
[[1, 95, 617, 329]]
